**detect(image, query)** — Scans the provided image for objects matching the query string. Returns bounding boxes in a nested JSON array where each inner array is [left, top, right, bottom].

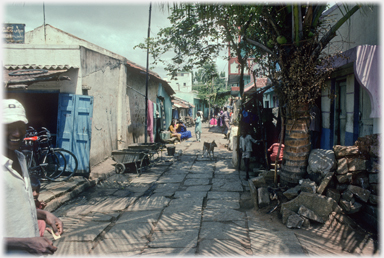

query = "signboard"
[[3, 23, 25, 43]]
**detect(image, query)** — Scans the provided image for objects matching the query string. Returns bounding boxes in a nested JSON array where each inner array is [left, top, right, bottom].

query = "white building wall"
[[168, 72, 192, 92]]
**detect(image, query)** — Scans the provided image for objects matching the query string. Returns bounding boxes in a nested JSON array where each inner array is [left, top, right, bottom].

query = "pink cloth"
[[147, 99, 154, 143], [210, 118, 217, 125]]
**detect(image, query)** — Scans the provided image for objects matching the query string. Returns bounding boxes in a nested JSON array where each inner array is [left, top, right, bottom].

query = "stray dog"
[[202, 140, 217, 160]]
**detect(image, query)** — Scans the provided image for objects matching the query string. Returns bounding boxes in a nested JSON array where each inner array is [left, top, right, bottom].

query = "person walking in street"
[[194, 112, 202, 142], [3, 99, 63, 255], [239, 128, 258, 181]]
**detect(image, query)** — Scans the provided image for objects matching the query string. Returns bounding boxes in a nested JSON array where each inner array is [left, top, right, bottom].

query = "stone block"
[[333, 145, 359, 158], [297, 205, 324, 223], [341, 189, 354, 202], [336, 158, 348, 175], [281, 207, 296, 225], [369, 183, 379, 195], [369, 194, 378, 205], [326, 188, 340, 203], [299, 179, 316, 193], [257, 187, 270, 208], [250, 176, 267, 188], [286, 214, 304, 229], [283, 185, 301, 200], [339, 199, 362, 214], [248, 180, 258, 210], [348, 185, 371, 203], [347, 158, 367, 171], [351, 172, 369, 189], [317, 172, 334, 194], [336, 173, 352, 184], [280, 192, 340, 222], [367, 159, 380, 173], [339, 199, 351, 212], [369, 173, 379, 184]]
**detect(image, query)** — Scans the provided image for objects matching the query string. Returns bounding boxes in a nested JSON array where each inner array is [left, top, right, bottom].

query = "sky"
[[2, 1, 229, 79]]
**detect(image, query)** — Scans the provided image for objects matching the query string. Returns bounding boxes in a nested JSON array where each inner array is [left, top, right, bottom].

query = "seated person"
[[169, 119, 181, 142], [268, 143, 285, 163], [176, 120, 192, 140]]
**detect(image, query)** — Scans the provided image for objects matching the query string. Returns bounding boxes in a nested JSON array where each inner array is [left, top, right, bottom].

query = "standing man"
[[194, 112, 202, 142], [3, 99, 63, 255], [239, 129, 258, 181]]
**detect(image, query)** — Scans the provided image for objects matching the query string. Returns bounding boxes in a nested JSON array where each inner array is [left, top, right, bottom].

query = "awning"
[[4, 64, 75, 89]]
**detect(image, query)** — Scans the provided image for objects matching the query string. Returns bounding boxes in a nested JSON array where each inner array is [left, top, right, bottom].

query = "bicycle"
[[21, 127, 78, 181]]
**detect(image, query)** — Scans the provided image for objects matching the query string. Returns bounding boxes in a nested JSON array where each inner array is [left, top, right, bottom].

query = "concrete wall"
[[323, 5, 379, 54], [320, 5, 380, 148], [79, 47, 126, 165]]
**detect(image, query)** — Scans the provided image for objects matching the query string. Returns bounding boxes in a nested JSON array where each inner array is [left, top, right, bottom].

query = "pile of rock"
[[248, 134, 379, 231]]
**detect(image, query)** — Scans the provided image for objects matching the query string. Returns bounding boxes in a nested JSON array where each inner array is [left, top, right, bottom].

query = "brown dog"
[[202, 140, 217, 160]]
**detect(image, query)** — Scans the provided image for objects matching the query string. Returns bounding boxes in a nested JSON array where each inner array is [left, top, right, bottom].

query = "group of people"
[[210, 107, 231, 138], [3, 99, 63, 255]]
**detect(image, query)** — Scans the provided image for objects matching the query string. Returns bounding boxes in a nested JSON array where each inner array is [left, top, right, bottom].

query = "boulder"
[[317, 172, 334, 194], [333, 145, 360, 158], [326, 188, 341, 203], [283, 185, 301, 200], [336, 158, 348, 175], [307, 149, 337, 177], [297, 205, 325, 223], [257, 187, 270, 208], [348, 185, 371, 203], [280, 192, 341, 222], [286, 214, 304, 229]]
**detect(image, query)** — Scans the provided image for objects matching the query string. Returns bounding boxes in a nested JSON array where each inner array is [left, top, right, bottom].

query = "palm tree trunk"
[[280, 103, 311, 187]]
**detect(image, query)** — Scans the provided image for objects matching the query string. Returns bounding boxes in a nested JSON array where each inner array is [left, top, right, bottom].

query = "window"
[[265, 101, 269, 108]]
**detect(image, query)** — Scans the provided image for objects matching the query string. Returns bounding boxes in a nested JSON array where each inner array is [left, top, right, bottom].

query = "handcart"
[[127, 143, 165, 165], [112, 143, 166, 174], [112, 149, 151, 174]]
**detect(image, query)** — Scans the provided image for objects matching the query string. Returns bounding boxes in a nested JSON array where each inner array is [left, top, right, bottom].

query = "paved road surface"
[[48, 124, 378, 256]]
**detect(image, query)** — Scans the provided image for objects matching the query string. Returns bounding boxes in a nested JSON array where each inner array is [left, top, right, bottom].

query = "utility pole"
[[145, 3, 152, 143]]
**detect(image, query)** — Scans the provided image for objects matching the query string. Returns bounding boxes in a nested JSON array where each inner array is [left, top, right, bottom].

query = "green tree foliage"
[[135, 3, 363, 115]]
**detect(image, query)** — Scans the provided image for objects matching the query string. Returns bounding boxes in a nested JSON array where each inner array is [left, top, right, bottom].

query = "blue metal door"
[[57, 94, 93, 177]]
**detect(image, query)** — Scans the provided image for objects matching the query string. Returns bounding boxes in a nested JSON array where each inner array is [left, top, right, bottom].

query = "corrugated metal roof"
[[5, 64, 78, 70]]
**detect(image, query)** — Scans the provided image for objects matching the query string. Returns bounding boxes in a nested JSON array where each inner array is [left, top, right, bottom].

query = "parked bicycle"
[[21, 127, 78, 182]]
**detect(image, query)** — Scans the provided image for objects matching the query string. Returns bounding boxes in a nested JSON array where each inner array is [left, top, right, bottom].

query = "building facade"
[[3, 24, 174, 175]]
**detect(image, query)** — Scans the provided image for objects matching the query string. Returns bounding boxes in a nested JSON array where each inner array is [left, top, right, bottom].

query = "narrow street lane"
[[49, 124, 377, 256]]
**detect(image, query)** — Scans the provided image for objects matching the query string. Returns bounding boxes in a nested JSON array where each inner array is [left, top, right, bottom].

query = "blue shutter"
[[57, 94, 93, 177]]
